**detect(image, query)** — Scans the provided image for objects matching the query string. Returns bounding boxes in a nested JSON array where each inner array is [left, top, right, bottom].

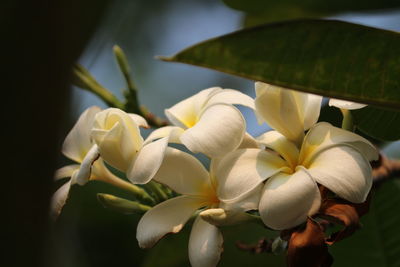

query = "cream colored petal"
[[292, 90, 322, 130], [128, 113, 149, 128], [300, 122, 378, 165], [62, 106, 101, 162], [127, 137, 169, 184], [259, 168, 321, 230], [238, 132, 259, 149], [205, 88, 255, 110], [136, 196, 206, 248], [50, 180, 72, 220], [188, 217, 223, 267], [151, 147, 213, 196], [257, 131, 300, 168], [143, 126, 184, 145], [92, 109, 144, 171], [165, 87, 221, 128], [329, 99, 367, 110], [54, 164, 80, 180], [75, 145, 100, 186], [306, 145, 372, 203], [180, 103, 245, 157], [255, 82, 304, 144], [216, 148, 290, 202]]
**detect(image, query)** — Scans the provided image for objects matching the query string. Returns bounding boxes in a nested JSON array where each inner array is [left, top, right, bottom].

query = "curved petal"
[[127, 137, 168, 184], [128, 113, 149, 128], [62, 106, 101, 162], [238, 132, 259, 149], [255, 82, 305, 144], [329, 99, 367, 110], [181, 103, 245, 157], [50, 180, 72, 220], [54, 164, 80, 180], [151, 147, 213, 196], [205, 88, 255, 110], [300, 122, 378, 165], [259, 168, 321, 230], [306, 145, 372, 203], [165, 87, 221, 128], [188, 216, 223, 267], [136, 196, 206, 248], [216, 148, 290, 202], [292, 90, 322, 130], [257, 131, 299, 169], [143, 126, 184, 145], [75, 145, 100, 186]]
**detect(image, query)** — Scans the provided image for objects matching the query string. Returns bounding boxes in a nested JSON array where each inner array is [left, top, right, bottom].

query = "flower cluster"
[[54, 82, 377, 267]]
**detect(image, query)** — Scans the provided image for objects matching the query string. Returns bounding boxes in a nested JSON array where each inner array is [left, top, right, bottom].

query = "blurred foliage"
[[223, 0, 400, 26], [331, 179, 400, 267]]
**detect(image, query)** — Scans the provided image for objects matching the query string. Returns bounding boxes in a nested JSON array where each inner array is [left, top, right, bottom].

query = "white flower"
[[329, 99, 367, 110], [216, 83, 378, 230], [255, 82, 323, 145], [146, 87, 255, 157], [52, 106, 134, 219], [136, 147, 260, 267], [91, 108, 169, 184]]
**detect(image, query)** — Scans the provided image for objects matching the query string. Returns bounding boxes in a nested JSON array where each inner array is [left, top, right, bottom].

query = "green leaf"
[[223, 0, 400, 26], [330, 180, 400, 267], [353, 107, 400, 141], [161, 19, 400, 110]]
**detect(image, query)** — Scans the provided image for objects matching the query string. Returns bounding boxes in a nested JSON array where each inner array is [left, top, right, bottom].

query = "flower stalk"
[[97, 193, 151, 214]]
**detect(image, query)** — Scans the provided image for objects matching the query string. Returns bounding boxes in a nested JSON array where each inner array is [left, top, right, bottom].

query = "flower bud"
[[91, 108, 144, 172]]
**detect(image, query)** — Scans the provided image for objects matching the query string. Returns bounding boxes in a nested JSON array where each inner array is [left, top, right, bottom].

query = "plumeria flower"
[[216, 82, 378, 230], [52, 106, 139, 219], [146, 87, 255, 157], [91, 108, 170, 184], [137, 147, 260, 267], [329, 99, 367, 110]]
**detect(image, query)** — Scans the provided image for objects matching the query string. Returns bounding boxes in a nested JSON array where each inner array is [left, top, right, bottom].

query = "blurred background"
[[27, 0, 400, 266]]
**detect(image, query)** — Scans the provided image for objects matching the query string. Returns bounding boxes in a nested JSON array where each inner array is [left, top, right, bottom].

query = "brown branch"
[[372, 153, 400, 187]]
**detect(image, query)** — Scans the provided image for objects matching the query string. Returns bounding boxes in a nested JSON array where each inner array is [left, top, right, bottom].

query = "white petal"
[[329, 99, 367, 110], [165, 87, 221, 128], [216, 148, 290, 202], [136, 196, 205, 248], [257, 131, 299, 169], [75, 145, 100, 185], [62, 106, 101, 162], [127, 137, 169, 184], [255, 82, 305, 144], [92, 108, 144, 171], [143, 126, 184, 145], [205, 88, 255, 110], [151, 147, 213, 196], [54, 164, 80, 180], [181, 103, 245, 157], [50, 180, 72, 220], [188, 217, 223, 267], [306, 145, 372, 203], [300, 122, 378, 164], [128, 113, 149, 128], [259, 168, 321, 230], [292, 90, 322, 130], [238, 132, 258, 149]]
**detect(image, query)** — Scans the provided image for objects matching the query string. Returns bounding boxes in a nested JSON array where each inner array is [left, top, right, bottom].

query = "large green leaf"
[[161, 20, 400, 110], [223, 0, 400, 26], [353, 107, 400, 141], [330, 179, 400, 267]]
